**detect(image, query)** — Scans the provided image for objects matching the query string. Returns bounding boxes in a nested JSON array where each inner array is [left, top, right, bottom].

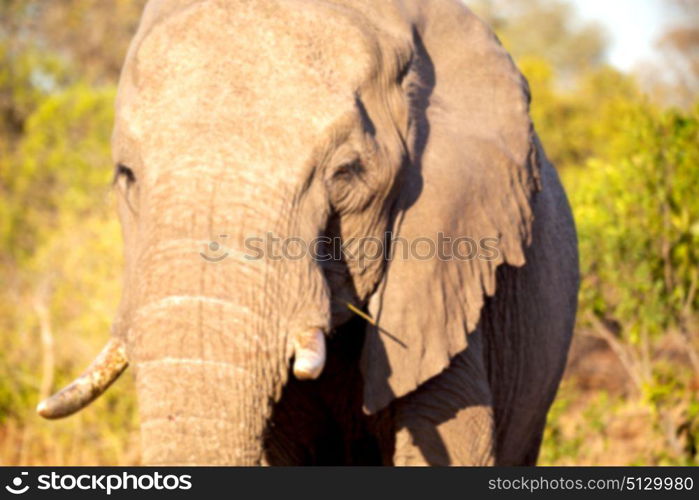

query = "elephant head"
[[39, 0, 540, 465]]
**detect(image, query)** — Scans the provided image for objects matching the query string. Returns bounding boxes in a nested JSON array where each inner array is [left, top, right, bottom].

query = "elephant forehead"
[[122, 0, 370, 153]]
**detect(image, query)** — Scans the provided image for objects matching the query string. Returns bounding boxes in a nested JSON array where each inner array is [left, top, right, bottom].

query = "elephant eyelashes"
[[114, 163, 139, 214], [115, 163, 136, 184], [327, 158, 375, 214]]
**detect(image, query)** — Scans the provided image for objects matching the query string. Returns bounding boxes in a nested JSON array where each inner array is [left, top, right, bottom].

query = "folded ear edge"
[[361, 136, 542, 415]]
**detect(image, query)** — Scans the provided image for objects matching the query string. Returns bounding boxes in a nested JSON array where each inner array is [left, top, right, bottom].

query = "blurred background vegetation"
[[0, 0, 697, 465]]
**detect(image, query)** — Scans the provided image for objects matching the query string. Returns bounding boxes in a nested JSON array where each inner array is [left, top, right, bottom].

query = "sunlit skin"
[[40, 0, 579, 465]]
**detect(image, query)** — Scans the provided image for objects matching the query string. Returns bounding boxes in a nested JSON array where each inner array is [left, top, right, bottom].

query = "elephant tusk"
[[37, 337, 128, 419], [292, 328, 326, 380]]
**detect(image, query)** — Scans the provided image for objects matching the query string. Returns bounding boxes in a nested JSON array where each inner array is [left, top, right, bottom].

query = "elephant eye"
[[327, 157, 374, 214], [114, 163, 136, 184], [114, 163, 139, 214], [333, 159, 364, 180]]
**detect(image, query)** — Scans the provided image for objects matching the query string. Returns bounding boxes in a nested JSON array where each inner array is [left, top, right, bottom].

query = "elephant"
[[38, 0, 579, 466]]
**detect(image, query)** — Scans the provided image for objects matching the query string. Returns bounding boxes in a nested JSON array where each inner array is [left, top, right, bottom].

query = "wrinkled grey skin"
[[108, 0, 578, 465]]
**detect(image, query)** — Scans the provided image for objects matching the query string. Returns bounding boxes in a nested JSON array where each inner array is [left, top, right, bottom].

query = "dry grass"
[[540, 332, 699, 465]]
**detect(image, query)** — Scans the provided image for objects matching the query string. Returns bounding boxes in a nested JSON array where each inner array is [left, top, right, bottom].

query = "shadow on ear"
[[361, 2, 541, 414]]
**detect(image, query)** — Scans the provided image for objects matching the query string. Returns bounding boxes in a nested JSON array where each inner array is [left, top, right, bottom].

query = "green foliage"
[[539, 383, 583, 464], [520, 56, 644, 169], [1, 84, 117, 262], [555, 89, 699, 467], [568, 103, 699, 339], [0, 43, 69, 140]]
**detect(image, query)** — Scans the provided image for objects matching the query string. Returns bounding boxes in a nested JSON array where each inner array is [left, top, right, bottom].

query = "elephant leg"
[[392, 330, 495, 466], [481, 162, 577, 465]]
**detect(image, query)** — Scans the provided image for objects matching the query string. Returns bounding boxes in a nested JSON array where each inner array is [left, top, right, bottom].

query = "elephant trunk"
[[130, 294, 329, 464], [130, 277, 288, 465], [128, 207, 328, 463], [134, 345, 274, 465]]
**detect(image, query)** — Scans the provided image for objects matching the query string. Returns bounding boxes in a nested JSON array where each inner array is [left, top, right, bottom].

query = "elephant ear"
[[361, 2, 540, 414]]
